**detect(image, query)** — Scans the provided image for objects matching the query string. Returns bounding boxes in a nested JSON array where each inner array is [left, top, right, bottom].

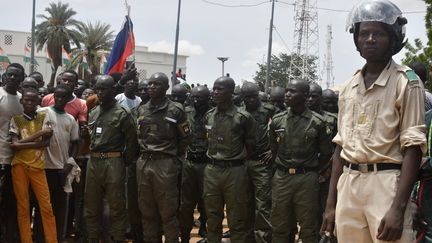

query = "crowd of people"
[[1, 0, 432, 243]]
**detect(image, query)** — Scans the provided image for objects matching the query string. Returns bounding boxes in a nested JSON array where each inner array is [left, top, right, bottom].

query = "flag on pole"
[[0, 47, 11, 70], [104, 15, 135, 75], [82, 54, 92, 75], [62, 47, 71, 66], [24, 46, 39, 65], [99, 53, 107, 74]]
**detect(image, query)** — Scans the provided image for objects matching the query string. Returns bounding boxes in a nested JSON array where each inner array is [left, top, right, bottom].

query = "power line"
[[277, 0, 425, 14], [200, 0, 269, 8]]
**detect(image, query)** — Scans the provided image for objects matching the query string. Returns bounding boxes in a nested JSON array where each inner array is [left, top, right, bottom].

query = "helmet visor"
[[346, 0, 403, 31]]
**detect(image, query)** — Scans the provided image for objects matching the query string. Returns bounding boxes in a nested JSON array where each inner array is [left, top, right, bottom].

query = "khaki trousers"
[[335, 166, 414, 243], [12, 163, 58, 243]]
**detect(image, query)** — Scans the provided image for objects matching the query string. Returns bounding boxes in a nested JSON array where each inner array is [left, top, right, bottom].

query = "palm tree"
[[35, 2, 82, 88], [69, 21, 114, 79]]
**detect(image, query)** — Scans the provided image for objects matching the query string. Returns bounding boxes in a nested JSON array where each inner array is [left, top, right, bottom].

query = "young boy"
[[35, 84, 79, 241], [9, 88, 58, 243]]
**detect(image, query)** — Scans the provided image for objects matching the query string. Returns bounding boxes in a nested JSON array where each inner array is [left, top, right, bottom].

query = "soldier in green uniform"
[[306, 83, 337, 228], [171, 84, 189, 105], [85, 75, 139, 243], [321, 89, 338, 114], [179, 85, 211, 242], [269, 86, 286, 112], [266, 79, 333, 243], [204, 76, 256, 243], [135, 72, 191, 243], [240, 82, 275, 243]]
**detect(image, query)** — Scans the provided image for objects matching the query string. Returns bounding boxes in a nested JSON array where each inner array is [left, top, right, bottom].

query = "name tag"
[[164, 117, 177, 123], [96, 127, 102, 134]]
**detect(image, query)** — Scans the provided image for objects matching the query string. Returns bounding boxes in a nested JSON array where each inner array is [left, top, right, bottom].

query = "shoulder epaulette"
[[205, 107, 216, 117], [405, 69, 420, 82], [237, 107, 251, 118], [170, 100, 186, 112], [311, 110, 325, 122], [185, 106, 194, 113], [263, 102, 276, 111], [324, 111, 337, 119]]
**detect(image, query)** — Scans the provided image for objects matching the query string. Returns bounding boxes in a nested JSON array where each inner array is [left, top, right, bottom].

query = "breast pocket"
[[354, 100, 380, 137]]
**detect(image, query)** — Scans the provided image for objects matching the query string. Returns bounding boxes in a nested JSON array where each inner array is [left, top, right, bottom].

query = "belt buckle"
[[99, 153, 106, 159], [358, 164, 368, 173], [288, 168, 296, 174]]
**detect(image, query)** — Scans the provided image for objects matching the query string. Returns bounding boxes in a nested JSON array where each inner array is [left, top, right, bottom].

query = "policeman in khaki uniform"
[[135, 72, 191, 243], [85, 75, 139, 243], [204, 76, 256, 243], [306, 83, 337, 220], [321, 1, 427, 242], [240, 82, 275, 243], [266, 79, 333, 243], [179, 86, 211, 242]]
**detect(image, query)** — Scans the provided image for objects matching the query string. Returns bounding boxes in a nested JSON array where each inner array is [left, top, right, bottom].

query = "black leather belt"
[[209, 159, 243, 167], [186, 152, 209, 163], [276, 164, 316, 175], [141, 152, 174, 161], [346, 162, 401, 173]]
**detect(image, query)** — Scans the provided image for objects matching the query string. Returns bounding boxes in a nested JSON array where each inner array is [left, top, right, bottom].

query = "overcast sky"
[[1, 0, 428, 87]]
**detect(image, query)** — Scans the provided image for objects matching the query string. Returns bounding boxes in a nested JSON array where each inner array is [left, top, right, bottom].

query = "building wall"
[[0, 29, 188, 91]]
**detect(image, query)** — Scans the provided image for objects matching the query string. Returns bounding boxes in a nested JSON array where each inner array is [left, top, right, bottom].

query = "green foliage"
[[253, 53, 318, 88], [68, 21, 113, 78], [402, 0, 432, 89], [35, 2, 82, 87]]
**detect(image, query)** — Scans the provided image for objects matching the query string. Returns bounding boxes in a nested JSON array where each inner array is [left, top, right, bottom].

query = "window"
[[4, 35, 12, 45], [26, 36, 32, 47]]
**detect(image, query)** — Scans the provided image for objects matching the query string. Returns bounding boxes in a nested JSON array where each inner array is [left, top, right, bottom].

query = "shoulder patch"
[[237, 108, 251, 118], [170, 100, 185, 112], [405, 69, 419, 82]]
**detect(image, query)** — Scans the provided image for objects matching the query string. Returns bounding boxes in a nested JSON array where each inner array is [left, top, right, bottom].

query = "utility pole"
[[265, 0, 275, 91], [217, 57, 229, 76], [172, 0, 181, 87], [30, 0, 36, 73], [324, 25, 334, 88]]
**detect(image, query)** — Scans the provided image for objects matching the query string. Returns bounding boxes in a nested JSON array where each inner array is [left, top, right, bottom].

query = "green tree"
[[402, 0, 432, 89], [254, 53, 318, 88], [35, 2, 82, 88], [69, 21, 114, 79]]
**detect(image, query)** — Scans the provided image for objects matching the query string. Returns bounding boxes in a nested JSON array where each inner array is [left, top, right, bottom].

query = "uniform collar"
[[148, 97, 169, 111], [215, 103, 236, 117], [287, 107, 312, 119], [352, 59, 394, 92]]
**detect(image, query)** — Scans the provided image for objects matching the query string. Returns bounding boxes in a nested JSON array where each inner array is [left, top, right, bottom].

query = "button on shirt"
[[333, 60, 427, 164], [270, 108, 333, 169], [205, 104, 256, 161]]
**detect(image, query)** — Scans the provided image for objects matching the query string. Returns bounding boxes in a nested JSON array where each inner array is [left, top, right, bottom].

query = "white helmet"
[[346, 0, 407, 55]]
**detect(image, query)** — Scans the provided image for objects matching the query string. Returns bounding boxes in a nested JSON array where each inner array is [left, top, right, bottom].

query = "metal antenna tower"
[[289, 0, 320, 83], [324, 25, 334, 88]]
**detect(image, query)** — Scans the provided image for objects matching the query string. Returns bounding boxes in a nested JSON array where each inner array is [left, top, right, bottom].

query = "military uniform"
[[269, 108, 332, 243], [241, 102, 275, 243], [204, 103, 256, 243], [179, 106, 210, 241], [318, 111, 337, 224], [84, 102, 138, 241], [135, 97, 190, 243]]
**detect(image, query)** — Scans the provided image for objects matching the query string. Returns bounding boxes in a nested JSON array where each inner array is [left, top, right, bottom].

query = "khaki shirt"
[[205, 103, 256, 160], [270, 108, 333, 168], [186, 106, 209, 154], [240, 102, 276, 156], [333, 60, 427, 164], [136, 97, 191, 156], [88, 102, 139, 163]]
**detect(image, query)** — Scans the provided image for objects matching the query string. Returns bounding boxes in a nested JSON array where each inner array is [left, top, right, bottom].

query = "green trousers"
[[127, 162, 143, 240], [203, 163, 254, 243], [178, 159, 207, 238], [136, 157, 180, 243], [271, 170, 319, 243], [84, 157, 127, 241], [245, 160, 272, 243]]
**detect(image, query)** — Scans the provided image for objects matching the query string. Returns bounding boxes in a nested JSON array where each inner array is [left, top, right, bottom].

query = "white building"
[[0, 29, 188, 88]]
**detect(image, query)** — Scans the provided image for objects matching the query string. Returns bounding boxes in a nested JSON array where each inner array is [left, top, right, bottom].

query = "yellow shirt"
[[333, 60, 426, 164], [9, 112, 47, 169]]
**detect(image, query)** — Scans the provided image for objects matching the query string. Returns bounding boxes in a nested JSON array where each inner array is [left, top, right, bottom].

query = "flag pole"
[[124, 0, 135, 63]]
